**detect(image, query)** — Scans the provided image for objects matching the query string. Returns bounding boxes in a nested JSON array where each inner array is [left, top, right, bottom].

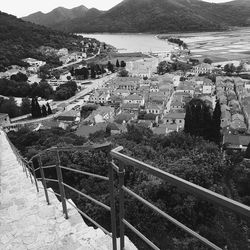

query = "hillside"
[[22, 5, 89, 27], [22, 0, 250, 33], [0, 11, 95, 70]]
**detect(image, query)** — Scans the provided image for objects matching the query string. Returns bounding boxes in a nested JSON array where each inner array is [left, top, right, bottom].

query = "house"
[[149, 92, 166, 103], [163, 112, 185, 129], [170, 100, 185, 111], [113, 89, 130, 97], [89, 91, 101, 103], [230, 113, 247, 133], [98, 93, 110, 104], [123, 94, 145, 106], [145, 102, 163, 115], [121, 103, 140, 114], [0, 113, 11, 127], [22, 58, 46, 68], [57, 110, 80, 123], [176, 85, 194, 97], [223, 134, 250, 151], [202, 83, 213, 95], [118, 82, 138, 91], [192, 63, 213, 75], [150, 83, 159, 93], [86, 106, 115, 124]]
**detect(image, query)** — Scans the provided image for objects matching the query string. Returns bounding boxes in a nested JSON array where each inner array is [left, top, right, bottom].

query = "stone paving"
[[0, 131, 137, 250]]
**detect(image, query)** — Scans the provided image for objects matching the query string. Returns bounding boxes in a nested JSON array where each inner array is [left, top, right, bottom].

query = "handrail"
[[111, 146, 250, 250], [29, 143, 111, 162], [60, 165, 109, 181], [2, 129, 117, 250], [62, 182, 111, 211], [111, 147, 250, 217]]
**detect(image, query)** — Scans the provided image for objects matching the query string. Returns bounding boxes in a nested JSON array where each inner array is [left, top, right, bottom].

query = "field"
[[179, 27, 250, 62]]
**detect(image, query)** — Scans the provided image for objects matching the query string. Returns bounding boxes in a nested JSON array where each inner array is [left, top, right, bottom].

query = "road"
[[9, 73, 116, 126], [54, 49, 101, 70]]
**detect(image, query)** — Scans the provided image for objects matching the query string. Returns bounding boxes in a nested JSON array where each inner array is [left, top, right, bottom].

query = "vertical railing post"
[[38, 155, 50, 205], [118, 162, 125, 250], [26, 160, 33, 184], [55, 150, 68, 219], [31, 161, 39, 193], [108, 158, 117, 250]]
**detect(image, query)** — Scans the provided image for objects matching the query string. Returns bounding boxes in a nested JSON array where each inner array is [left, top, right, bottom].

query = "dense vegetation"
[[0, 78, 77, 101], [24, 0, 250, 33], [8, 125, 250, 250], [0, 11, 96, 69]]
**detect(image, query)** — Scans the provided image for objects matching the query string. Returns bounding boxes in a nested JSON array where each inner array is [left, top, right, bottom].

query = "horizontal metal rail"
[[122, 219, 160, 250], [60, 165, 109, 181], [65, 198, 112, 237], [42, 165, 56, 170], [123, 186, 221, 250], [29, 142, 111, 162], [44, 178, 59, 183], [111, 147, 250, 218], [62, 182, 111, 211], [34, 168, 40, 172]]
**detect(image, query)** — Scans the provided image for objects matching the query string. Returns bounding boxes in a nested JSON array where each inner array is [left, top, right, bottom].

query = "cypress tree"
[[31, 98, 36, 118], [35, 98, 41, 118], [116, 59, 120, 68], [41, 105, 47, 117], [47, 102, 52, 115], [184, 99, 213, 140], [212, 101, 222, 144]]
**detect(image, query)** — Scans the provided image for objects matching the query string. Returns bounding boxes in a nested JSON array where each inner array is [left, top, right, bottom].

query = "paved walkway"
[[0, 132, 136, 250]]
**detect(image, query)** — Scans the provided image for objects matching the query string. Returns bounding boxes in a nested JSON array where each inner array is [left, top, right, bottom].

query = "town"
[[1, 37, 250, 153]]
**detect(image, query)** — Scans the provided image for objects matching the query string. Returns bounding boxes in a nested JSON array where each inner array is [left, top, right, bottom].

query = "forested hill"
[[0, 11, 88, 70], [23, 0, 250, 33]]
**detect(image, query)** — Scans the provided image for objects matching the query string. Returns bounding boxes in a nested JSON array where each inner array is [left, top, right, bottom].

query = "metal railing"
[[110, 146, 250, 250], [3, 130, 250, 250]]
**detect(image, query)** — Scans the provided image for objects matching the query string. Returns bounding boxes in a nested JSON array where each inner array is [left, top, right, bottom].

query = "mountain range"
[[22, 0, 250, 33]]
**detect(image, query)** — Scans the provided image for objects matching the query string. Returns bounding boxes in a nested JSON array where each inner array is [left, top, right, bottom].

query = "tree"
[[66, 76, 71, 81], [116, 59, 120, 68], [70, 67, 75, 76], [51, 70, 61, 80], [118, 68, 129, 77], [10, 72, 28, 82], [35, 98, 42, 118], [203, 58, 213, 64], [0, 97, 20, 118], [31, 97, 41, 118], [121, 60, 126, 68], [90, 66, 96, 79], [41, 105, 47, 117], [107, 61, 114, 72], [46, 102, 52, 115], [21, 97, 31, 115], [212, 101, 222, 145], [184, 99, 213, 141], [224, 64, 236, 75]]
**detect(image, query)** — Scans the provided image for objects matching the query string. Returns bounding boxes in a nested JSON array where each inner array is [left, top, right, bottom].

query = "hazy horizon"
[[1, 0, 234, 18]]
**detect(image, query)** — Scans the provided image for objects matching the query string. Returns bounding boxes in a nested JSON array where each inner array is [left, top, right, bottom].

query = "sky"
[[1, 0, 233, 18]]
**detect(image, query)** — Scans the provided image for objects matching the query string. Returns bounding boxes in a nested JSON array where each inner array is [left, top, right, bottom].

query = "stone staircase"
[[0, 131, 137, 250]]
